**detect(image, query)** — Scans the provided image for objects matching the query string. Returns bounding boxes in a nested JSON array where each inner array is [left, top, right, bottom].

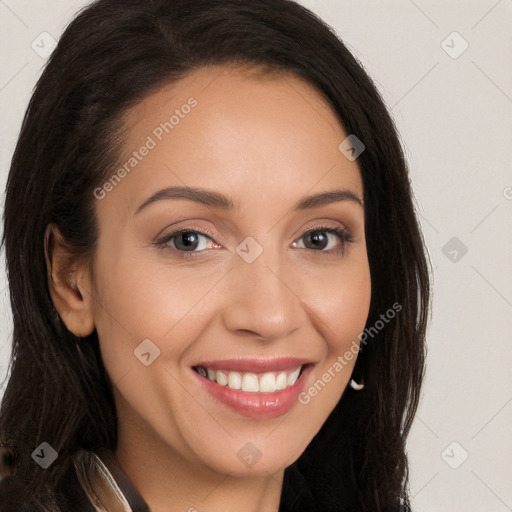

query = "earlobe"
[[44, 223, 95, 337]]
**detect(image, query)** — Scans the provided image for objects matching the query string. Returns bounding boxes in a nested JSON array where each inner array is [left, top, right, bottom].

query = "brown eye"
[[153, 228, 219, 258], [293, 226, 353, 254], [173, 231, 204, 251], [303, 230, 330, 250]]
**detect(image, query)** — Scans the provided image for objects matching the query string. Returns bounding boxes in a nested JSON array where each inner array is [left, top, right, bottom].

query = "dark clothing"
[[0, 449, 315, 511], [0, 449, 150, 511]]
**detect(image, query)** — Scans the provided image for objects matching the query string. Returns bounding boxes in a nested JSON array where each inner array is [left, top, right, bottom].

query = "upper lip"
[[192, 357, 312, 373]]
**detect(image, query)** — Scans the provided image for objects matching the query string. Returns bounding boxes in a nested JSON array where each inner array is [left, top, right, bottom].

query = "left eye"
[[292, 227, 352, 253]]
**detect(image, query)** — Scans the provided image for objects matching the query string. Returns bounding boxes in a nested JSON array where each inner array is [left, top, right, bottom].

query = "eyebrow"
[[135, 185, 363, 215]]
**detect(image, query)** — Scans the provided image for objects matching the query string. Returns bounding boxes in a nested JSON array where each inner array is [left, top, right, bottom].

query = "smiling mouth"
[[192, 365, 306, 393]]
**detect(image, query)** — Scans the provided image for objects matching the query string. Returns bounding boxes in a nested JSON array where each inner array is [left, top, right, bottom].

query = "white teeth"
[[241, 373, 259, 392], [228, 371, 242, 390], [216, 370, 228, 386], [259, 372, 276, 393], [199, 365, 303, 393], [287, 367, 301, 386], [275, 372, 287, 390]]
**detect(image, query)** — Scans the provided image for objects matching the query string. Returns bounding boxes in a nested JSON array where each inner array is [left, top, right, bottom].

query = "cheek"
[[301, 256, 371, 405], [308, 257, 372, 352], [89, 245, 166, 379], [303, 266, 369, 374], [329, 276, 371, 349], [90, 245, 217, 380]]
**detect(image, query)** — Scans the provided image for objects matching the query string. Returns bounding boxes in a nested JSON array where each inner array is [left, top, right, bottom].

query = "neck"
[[113, 414, 284, 512]]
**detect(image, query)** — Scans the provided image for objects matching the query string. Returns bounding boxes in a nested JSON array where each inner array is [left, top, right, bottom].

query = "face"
[[88, 65, 371, 477]]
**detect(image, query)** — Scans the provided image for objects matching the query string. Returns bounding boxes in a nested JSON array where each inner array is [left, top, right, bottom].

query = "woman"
[[0, 0, 430, 510]]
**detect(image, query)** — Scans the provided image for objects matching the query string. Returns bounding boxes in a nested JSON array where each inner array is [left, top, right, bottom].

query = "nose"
[[221, 243, 306, 340]]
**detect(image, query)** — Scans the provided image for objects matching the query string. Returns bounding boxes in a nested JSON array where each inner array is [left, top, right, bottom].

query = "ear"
[[44, 223, 95, 337]]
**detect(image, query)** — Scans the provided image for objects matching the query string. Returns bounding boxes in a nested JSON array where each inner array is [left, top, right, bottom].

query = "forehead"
[[100, 65, 363, 219], [125, 65, 343, 126]]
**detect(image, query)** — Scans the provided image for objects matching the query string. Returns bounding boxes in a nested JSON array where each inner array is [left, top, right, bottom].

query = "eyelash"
[[153, 225, 354, 259]]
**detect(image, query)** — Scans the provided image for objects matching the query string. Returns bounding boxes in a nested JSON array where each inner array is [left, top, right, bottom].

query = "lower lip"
[[193, 365, 312, 420]]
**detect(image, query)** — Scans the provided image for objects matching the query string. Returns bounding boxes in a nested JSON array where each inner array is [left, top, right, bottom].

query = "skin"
[[46, 65, 371, 512]]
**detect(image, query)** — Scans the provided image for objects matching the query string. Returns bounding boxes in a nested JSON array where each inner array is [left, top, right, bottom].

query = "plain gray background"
[[1, 1, 511, 510]]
